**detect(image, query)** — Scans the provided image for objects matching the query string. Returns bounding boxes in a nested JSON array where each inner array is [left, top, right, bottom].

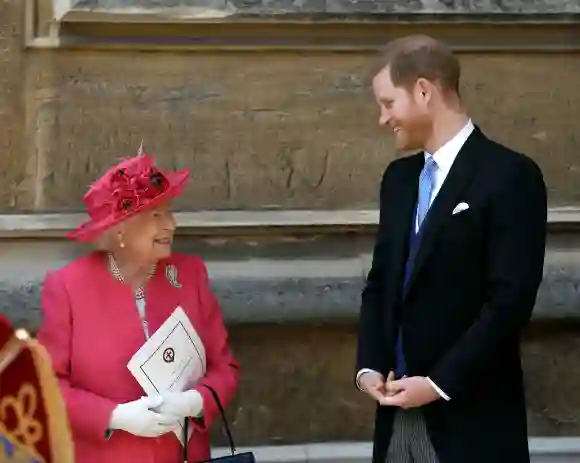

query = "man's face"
[[372, 67, 431, 152]]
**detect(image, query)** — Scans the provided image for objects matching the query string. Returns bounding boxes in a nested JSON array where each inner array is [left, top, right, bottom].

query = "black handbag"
[[182, 384, 256, 463]]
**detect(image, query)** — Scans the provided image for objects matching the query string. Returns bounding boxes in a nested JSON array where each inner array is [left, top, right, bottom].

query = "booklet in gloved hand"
[[127, 306, 206, 445]]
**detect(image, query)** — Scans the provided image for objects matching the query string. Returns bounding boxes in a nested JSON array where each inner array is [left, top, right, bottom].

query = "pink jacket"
[[37, 252, 240, 463]]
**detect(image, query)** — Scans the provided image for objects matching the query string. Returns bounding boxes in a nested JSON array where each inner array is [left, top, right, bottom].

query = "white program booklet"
[[127, 306, 206, 445]]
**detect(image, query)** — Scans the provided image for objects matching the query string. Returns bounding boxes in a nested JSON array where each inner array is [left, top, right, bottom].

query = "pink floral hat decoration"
[[68, 143, 190, 242]]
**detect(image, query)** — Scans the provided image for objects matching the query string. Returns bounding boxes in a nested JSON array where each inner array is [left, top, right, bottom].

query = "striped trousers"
[[385, 409, 439, 463]]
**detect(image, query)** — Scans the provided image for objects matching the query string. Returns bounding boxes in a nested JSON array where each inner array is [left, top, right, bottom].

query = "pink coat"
[[37, 252, 240, 463]]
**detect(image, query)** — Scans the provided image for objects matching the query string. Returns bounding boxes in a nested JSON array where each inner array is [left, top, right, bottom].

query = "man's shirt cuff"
[[427, 377, 451, 401], [356, 369, 450, 401], [355, 368, 380, 390]]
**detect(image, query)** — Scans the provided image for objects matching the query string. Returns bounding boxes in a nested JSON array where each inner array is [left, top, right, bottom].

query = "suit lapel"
[[403, 129, 485, 298], [387, 154, 423, 298]]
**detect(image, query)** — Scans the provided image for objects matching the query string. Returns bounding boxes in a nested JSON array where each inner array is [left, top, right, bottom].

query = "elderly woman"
[[37, 150, 239, 463]]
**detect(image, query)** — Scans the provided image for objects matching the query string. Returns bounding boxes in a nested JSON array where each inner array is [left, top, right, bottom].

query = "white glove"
[[109, 396, 179, 438], [155, 390, 204, 419]]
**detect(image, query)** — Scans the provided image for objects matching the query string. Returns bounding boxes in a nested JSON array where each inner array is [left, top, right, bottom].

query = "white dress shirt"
[[357, 119, 475, 401]]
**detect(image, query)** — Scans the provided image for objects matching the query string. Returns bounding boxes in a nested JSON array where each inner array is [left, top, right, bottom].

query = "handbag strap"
[[199, 383, 237, 456], [183, 418, 188, 463], [181, 384, 237, 462]]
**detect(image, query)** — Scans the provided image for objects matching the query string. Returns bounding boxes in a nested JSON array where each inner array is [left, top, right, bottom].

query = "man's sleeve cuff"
[[355, 368, 380, 391], [427, 377, 450, 401]]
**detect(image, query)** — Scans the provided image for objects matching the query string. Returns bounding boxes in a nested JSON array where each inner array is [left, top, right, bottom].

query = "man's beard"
[[395, 118, 431, 153]]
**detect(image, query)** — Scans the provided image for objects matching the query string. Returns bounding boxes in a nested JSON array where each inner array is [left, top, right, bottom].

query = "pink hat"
[[68, 145, 189, 242]]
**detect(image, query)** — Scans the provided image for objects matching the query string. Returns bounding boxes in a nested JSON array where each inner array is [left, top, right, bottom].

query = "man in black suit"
[[355, 35, 547, 463]]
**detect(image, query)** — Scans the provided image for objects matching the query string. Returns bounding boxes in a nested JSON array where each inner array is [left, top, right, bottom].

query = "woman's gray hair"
[[93, 226, 122, 252]]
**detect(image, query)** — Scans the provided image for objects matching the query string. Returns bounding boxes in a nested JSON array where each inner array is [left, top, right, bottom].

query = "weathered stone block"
[[0, 234, 579, 443], [1, 234, 579, 333], [71, 0, 580, 14], [2, 1, 580, 212], [220, 325, 580, 445], [0, 0, 27, 211], [12, 52, 580, 212], [228, 0, 326, 14]]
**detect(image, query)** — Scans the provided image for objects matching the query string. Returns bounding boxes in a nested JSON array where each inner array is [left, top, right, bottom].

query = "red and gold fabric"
[[0, 314, 74, 463]]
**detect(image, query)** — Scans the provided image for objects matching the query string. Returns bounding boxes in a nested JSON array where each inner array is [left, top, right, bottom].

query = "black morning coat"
[[356, 127, 547, 463]]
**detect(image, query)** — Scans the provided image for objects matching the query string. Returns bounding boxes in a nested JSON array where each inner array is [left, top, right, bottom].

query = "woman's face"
[[118, 202, 176, 264]]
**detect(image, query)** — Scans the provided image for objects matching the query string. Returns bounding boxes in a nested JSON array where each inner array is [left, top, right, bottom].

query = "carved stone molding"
[[0, 208, 578, 238], [23, 0, 580, 51]]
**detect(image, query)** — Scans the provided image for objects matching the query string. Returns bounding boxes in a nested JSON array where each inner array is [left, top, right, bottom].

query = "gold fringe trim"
[[0, 332, 75, 463], [27, 338, 75, 463]]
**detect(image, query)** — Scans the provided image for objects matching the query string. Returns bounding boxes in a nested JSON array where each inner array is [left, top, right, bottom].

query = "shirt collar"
[[107, 252, 156, 300], [425, 119, 474, 175]]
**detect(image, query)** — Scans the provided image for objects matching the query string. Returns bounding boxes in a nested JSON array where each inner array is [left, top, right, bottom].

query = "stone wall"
[[73, 0, 580, 14], [4, 50, 580, 212], [223, 324, 580, 445], [0, 232, 579, 442], [0, 0, 26, 210], [3, 0, 580, 445], [2, 1, 580, 212], [2, 232, 580, 332]]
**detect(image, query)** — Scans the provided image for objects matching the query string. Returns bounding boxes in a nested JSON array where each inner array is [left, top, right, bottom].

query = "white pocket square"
[[452, 202, 470, 215]]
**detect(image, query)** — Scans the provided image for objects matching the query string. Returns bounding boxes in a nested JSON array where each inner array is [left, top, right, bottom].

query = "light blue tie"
[[394, 156, 438, 378], [417, 156, 437, 228]]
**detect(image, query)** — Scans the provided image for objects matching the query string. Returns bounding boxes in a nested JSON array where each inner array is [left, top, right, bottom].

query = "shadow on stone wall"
[[223, 324, 580, 445]]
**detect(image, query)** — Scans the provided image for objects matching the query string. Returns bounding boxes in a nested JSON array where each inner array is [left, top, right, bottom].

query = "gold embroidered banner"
[[0, 314, 74, 463]]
